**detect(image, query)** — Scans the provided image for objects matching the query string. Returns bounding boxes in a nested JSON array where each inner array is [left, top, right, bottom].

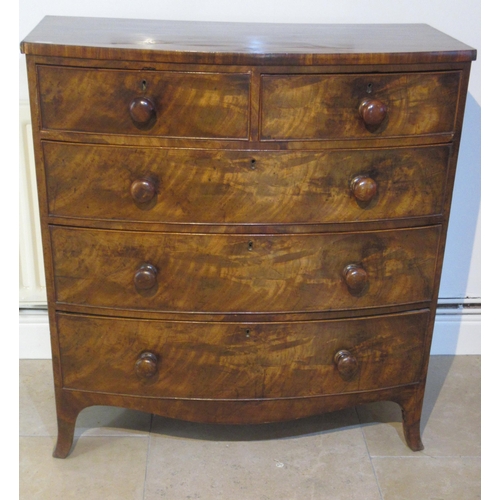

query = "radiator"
[[19, 101, 46, 307]]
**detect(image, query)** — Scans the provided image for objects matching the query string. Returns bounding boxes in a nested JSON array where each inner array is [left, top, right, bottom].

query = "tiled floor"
[[20, 356, 480, 499]]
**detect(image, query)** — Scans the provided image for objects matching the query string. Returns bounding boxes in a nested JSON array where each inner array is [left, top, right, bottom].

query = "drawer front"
[[44, 142, 450, 224], [37, 65, 250, 139], [57, 310, 429, 398], [261, 71, 461, 140], [51, 226, 440, 313]]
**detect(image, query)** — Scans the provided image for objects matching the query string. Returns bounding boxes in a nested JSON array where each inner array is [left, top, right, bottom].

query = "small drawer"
[[260, 71, 461, 140], [51, 226, 440, 314], [37, 65, 250, 139], [43, 142, 450, 225], [57, 310, 429, 399]]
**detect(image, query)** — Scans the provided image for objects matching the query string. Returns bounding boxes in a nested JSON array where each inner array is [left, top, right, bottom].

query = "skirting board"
[[19, 309, 481, 359]]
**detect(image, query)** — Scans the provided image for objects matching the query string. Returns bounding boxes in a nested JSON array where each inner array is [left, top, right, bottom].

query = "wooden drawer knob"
[[134, 263, 158, 290], [343, 264, 368, 293], [129, 97, 156, 128], [334, 350, 358, 380], [130, 177, 156, 203], [359, 98, 387, 126], [351, 175, 377, 202], [135, 352, 158, 379]]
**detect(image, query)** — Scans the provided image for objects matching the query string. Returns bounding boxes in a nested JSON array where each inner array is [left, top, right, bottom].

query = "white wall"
[[19, 0, 481, 303]]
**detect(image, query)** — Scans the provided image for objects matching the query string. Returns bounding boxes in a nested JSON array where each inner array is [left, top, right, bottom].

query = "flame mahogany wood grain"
[[20, 17, 475, 457], [37, 65, 250, 139], [50, 225, 440, 314], [260, 72, 461, 140], [56, 310, 429, 399], [42, 142, 451, 225]]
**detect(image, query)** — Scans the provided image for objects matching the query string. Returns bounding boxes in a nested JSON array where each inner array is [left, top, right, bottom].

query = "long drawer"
[[51, 225, 440, 313], [43, 142, 450, 225], [57, 310, 429, 399], [37, 65, 250, 138], [260, 71, 461, 140]]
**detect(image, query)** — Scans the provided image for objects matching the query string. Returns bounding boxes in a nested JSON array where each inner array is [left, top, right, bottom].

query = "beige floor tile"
[[357, 355, 480, 457], [20, 360, 152, 437], [372, 456, 480, 500], [20, 360, 58, 436], [19, 356, 481, 500], [20, 436, 149, 500], [145, 410, 381, 500], [356, 400, 413, 456]]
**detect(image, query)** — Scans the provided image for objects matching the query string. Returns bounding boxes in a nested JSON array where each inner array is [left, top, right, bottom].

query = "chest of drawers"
[[21, 16, 476, 458]]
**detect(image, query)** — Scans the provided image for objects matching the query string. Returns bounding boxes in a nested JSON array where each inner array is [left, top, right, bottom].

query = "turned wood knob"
[[134, 263, 158, 290], [359, 98, 387, 126], [351, 175, 377, 202], [343, 264, 368, 293], [129, 97, 156, 127], [130, 177, 156, 203], [135, 352, 158, 379], [334, 350, 358, 380]]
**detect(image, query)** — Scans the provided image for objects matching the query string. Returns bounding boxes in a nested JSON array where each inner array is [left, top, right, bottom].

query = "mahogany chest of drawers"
[[21, 16, 476, 458]]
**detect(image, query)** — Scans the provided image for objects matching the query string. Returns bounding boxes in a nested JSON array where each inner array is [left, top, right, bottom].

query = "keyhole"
[[245, 329, 251, 338], [250, 159, 256, 170], [142, 80, 147, 91], [248, 241, 253, 251], [366, 82, 373, 94]]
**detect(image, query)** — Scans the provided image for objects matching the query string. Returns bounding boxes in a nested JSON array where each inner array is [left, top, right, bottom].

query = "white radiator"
[[19, 101, 46, 307]]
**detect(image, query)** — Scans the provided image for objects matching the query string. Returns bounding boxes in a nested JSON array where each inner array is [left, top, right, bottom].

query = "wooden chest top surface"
[[21, 16, 476, 65]]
